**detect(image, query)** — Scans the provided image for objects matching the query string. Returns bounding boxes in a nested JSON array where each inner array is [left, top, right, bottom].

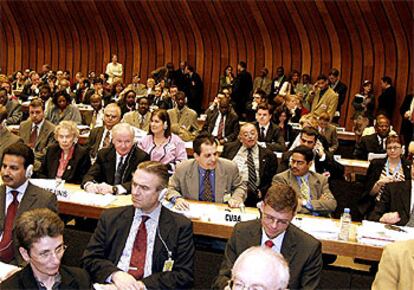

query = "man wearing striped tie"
[[212, 182, 322, 290], [273, 145, 337, 216]]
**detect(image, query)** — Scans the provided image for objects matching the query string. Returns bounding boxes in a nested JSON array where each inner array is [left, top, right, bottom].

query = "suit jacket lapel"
[[114, 207, 135, 263], [17, 184, 37, 217], [248, 220, 262, 245], [50, 147, 61, 179], [215, 160, 226, 202], [152, 208, 172, 272], [0, 186, 6, 232], [106, 149, 117, 184], [288, 171, 300, 195], [280, 225, 297, 265], [258, 147, 265, 177], [188, 161, 199, 200]]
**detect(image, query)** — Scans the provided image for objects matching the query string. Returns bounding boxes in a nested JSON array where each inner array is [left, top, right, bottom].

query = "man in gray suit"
[[168, 135, 246, 209], [273, 145, 337, 216], [0, 143, 57, 265], [19, 98, 55, 170], [212, 182, 322, 290]]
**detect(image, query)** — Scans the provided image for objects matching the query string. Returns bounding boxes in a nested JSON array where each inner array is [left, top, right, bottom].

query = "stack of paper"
[[292, 217, 340, 240], [357, 220, 414, 246], [59, 191, 117, 207]]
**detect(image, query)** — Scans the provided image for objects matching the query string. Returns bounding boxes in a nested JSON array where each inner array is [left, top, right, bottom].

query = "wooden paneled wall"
[[1, 0, 413, 129]]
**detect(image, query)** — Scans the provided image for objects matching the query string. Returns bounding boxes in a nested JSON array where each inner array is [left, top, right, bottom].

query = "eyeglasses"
[[262, 213, 290, 226], [32, 244, 67, 260], [104, 114, 119, 119], [227, 279, 266, 290], [386, 146, 401, 151]]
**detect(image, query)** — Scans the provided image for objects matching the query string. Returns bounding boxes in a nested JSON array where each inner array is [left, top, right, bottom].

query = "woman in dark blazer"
[[37, 120, 91, 184], [359, 135, 411, 217]]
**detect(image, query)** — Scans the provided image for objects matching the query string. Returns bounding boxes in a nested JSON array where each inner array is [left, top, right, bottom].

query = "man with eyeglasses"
[[1, 208, 90, 289], [274, 145, 337, 216], [354, 114, 391, 160], [221, 123, 277, 207], [226, 246, 289, 290], [213, 182, 322, 290], [87, 103, 122, 161]]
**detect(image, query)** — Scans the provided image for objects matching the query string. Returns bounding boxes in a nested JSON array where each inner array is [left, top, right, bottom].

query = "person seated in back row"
[[167, 134, 246, 209]]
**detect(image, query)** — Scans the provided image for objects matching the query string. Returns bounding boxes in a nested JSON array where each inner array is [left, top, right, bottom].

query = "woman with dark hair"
[[273, 105, 293, 144], [37, 121, 90, 184], [45, 91, 82, 125], [138, 109, 187, 173], [352, 80, 375, 121], [360, 135, 411, 217], [12, 71, 25, 92], [279, 70, 300, 97], [219, 65, 234, 92]]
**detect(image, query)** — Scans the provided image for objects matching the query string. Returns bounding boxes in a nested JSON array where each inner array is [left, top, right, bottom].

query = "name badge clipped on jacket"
[[163, 258, 174, 272]]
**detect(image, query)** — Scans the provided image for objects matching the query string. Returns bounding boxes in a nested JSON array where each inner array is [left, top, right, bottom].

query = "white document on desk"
[[357, 220, 414, 246], [0, 261, 20, 281], [59, 191, 116, 207], [292, 217, 340, 240]]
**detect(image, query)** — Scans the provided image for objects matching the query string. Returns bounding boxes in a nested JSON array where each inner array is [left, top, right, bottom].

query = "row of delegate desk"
[[59, 183, 383, 261]]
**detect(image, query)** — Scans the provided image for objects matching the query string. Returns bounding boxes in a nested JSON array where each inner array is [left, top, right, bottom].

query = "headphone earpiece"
[[159, 188, 168, 202], [163, 122, 168, 130], [25, 164, 34, 179]]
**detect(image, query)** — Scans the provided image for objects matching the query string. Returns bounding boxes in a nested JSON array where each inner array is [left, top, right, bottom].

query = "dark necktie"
[[103, 130, 111, 148], [265, 240, 274, 248], [247, 148, 258, 194], [0, 191, 19, 263], [201, 170, 213, 202], [260, 127, 266, 141], [217, 115, 225, 139], [114, 156, 125, 185], [128, 216, 149, 279], [91, 111, 97, 129], [29, 125, 38, 148]]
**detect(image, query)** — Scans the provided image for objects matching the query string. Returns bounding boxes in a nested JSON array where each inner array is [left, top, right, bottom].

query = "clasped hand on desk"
[[84, 182, 113, 195]]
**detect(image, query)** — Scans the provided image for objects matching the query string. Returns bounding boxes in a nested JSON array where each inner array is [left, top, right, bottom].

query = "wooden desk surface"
[[59, 184, 383, 261]]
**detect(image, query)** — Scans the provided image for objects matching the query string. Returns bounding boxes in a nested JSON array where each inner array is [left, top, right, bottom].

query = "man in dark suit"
[[19, 98, 56, 170], [279, 127, 344, 180], [255, 103, 286, 152], [0, 143, 57, 265], [221, 123, 277, 207], [87, 103, 122, 161], [269, 66, 286, 103], [1, 208, 90, 289], [212, 182, 322, 290], [82, 123, 149, 194], [19, 73, 42, 102], [231, 61, 253, 118], [377, 76, 396, 119], [82, 161, 195, 289], [201, 97, 240, 145], [83, 78, 104, 105], [354, 114, 390, 160], [328, 68, 348, 124], [369, 160, 414, 226], [184, 65, 203, 114]]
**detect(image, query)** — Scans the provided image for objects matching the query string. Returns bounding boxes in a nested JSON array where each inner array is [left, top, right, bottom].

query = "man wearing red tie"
[[0, 143, 57, 265], [212, 182, 322, 290], [82, 161, 195, 289]]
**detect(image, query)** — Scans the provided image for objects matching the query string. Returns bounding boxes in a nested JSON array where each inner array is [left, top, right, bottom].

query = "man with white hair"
[[228, 246, 289, 290], [82, 123, 149, 194]]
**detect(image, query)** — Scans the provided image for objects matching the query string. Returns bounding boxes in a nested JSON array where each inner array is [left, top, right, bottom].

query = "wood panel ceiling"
[[1, 0, 413, 129]]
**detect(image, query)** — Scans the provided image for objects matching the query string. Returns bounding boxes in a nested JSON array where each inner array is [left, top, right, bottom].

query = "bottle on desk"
[[338, 208, 352, 241]]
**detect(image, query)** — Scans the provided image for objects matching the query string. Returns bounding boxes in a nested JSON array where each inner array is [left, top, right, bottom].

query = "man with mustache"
[[0, 143, 57, 265]]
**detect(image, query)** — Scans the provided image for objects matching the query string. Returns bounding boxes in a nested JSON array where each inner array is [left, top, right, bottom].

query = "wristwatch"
[[112, 186, 118, 195]]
